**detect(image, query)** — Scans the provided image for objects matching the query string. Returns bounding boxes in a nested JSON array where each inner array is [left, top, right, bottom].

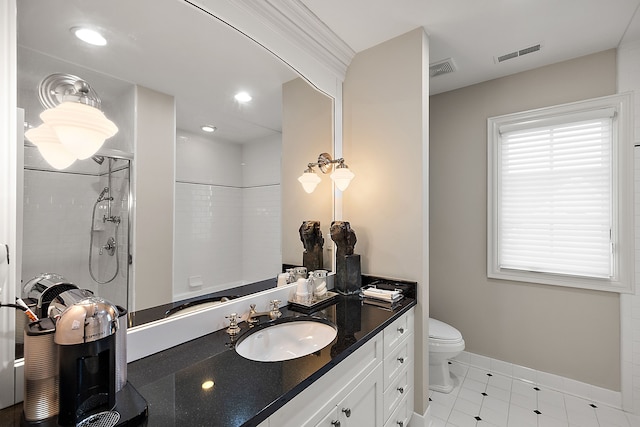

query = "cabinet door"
[[339, 363, 383, 426], [270, 334, 383, 427]]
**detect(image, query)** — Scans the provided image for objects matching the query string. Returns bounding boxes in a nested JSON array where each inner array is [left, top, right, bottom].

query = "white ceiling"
[[302, 0, 640, 94], [17, 0, 299, 144], [17, 0, 640, 145]]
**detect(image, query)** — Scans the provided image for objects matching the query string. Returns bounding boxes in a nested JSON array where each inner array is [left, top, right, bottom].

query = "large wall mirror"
[[12, 0, 335, 362]]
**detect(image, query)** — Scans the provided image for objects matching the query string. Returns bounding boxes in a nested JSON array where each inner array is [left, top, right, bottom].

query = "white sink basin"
[[235, 318, 337, 362]]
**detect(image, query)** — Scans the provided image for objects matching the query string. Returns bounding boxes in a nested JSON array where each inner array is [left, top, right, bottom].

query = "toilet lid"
[[429, 318, 462, 341]]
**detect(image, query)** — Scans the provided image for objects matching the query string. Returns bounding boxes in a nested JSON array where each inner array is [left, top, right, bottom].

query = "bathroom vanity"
[[0, 280, 415, 426], [126, 291, 416, 427]]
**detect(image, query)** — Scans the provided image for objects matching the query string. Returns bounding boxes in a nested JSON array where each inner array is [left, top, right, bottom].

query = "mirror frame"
[[0, 0, 346, 409]]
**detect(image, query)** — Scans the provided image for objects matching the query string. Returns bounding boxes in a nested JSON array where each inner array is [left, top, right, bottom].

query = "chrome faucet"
[[246, 300, 281, 327]]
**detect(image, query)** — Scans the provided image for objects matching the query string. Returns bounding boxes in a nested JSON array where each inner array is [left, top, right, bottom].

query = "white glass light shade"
[[298, 171, 321, 193], [25, 124, 77, 169], [330, 166, 355, 191], [40, 101, 118, 160]]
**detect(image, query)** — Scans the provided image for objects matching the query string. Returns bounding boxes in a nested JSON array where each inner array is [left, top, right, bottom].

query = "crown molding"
[[235, 0, 355, 81]]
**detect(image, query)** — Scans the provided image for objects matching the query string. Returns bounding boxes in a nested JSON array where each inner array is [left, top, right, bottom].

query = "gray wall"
[[429, 49, 621, 391]]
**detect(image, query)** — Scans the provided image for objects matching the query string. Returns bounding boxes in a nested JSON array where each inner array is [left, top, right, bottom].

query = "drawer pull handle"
[[331, 421, 340, 427], [397, 386, 404, 394], [397, 357, 405, 363], [397, 327, 405, 334], [342, 408, 351, 417]]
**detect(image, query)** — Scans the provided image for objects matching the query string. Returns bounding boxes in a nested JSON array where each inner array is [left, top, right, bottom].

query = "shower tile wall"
[[242, 185, 281, 283], [174, 133, 282, 300], [174, 183, 243, 299], [22, 170, 94, 287]]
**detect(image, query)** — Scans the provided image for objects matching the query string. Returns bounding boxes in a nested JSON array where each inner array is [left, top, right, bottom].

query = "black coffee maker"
[[22, 291, 147, 427], [54, 296, 118, 425]]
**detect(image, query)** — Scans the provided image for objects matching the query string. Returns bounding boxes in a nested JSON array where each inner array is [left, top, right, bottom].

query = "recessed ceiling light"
[[201, 380, 214, 390], [71, 27, 107, 46], [234, 91, 252, 103], [201, 125, 217, 133]]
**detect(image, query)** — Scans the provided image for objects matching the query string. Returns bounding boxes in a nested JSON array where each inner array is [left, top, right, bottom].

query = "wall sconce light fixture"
[[25, 73, 118, 169], [298, 152, 355, 194]]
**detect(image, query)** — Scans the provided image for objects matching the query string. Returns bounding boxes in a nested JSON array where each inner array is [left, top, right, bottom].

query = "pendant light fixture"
[[298, 152, 355, 194], [298, 166, 322, 193], [24, 124, 77, 170], [25, 73, 118, 168]]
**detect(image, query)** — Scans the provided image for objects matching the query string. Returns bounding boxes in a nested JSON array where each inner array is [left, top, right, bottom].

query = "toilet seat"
[[429, 318, 462, 342], [429, 318, 462, 341]]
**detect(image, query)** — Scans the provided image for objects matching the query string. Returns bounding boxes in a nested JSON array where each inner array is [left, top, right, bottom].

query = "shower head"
[[92, 155, 105, 165], [97, 187, 110, 202]]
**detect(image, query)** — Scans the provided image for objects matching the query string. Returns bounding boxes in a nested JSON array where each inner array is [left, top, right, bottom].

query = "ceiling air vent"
[[495, 43, 542, 63], [429, 58, 456, 78]]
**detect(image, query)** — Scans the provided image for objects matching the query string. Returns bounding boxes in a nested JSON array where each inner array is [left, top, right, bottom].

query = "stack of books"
[[361, 286, 403, 309]]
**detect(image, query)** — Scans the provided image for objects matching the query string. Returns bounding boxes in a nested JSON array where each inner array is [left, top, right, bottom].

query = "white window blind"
[[498, 115, 613, 278]]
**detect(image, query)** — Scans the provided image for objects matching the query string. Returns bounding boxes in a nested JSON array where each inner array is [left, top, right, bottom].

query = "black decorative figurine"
[[330, 221, 361, 294], [299, 220, 324, 272]]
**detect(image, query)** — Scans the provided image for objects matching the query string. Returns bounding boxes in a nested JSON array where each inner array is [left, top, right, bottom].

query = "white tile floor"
[[429, 361, 640, 427]]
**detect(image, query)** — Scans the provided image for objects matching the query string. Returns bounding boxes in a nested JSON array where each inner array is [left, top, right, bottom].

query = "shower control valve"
[[100, 237, 116, 256]]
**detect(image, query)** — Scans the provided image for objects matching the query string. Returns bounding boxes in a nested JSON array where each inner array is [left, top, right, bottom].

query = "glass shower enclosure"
[[21, 146, 131, 310]]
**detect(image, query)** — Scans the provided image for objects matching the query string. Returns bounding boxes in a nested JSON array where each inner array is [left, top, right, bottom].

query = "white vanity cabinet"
[[382, 308, 414, 427], [267, 307, 415, 427], [268, 331, 383, 427]]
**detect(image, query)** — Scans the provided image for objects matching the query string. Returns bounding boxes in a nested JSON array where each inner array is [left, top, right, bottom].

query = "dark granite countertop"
[[0, 277, 416, 427], [127, 290, 416, 427]]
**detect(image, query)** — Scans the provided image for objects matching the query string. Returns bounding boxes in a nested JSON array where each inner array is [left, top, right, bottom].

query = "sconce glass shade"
[[25, 124, 77, 169], [330, 165, 355, 191], [298, 170, 322, 193], [40, 101, 118, 160]]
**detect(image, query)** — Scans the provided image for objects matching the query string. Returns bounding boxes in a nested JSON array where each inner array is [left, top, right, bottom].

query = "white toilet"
[[429, 318, 465, 393]]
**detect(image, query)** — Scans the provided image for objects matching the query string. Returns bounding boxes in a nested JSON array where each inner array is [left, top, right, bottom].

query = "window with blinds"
[[487, 94, 634, 293]]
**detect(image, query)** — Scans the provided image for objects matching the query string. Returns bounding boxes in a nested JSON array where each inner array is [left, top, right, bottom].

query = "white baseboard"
[[412, 403, 430, 427], [453, 350, 622, 409]]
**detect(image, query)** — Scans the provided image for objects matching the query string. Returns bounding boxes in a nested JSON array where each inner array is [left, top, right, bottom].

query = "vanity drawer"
[[383, 387, 413, 427], [383, 333, 413, 390], [383, 308, 413, 357], [383, 362, 413, 422]]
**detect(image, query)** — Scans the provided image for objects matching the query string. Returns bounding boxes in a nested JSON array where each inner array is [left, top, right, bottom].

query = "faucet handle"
[[269, 300, 282, 319], [226, 312, 241, 335]]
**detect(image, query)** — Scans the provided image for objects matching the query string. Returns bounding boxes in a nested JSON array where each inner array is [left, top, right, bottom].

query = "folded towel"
[[362, 287, 402, 301]]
